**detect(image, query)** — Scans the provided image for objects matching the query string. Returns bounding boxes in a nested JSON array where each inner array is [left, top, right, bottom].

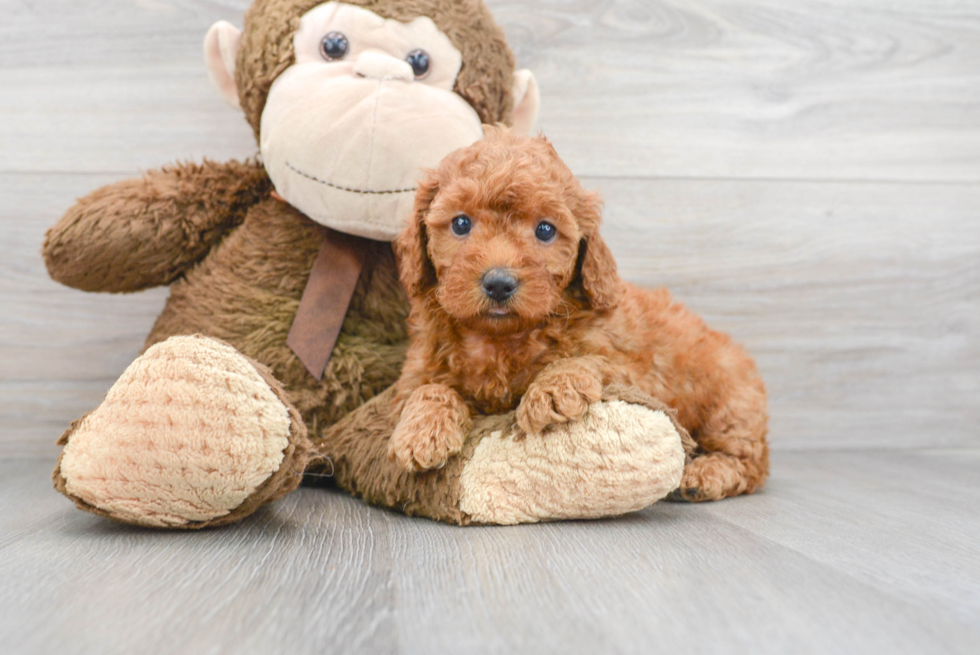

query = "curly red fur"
[[389, 127, 769, 500]]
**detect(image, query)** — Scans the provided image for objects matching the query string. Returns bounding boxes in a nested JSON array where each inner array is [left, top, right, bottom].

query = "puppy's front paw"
[[517, 361, 603, 436], [389, 417, 465, 472], [387, 385, 470, 472]]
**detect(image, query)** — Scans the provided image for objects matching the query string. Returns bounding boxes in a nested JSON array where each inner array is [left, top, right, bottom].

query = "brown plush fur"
[[308, 385, 481, 524], [45, 0, 696, 525], [42, 0, 523, 525], [237, 0, 516, 142], [43, 160, 272, 292], [142, 188, 411, 431], [391, 128, 770, 501], [44, 159, 411, 437]]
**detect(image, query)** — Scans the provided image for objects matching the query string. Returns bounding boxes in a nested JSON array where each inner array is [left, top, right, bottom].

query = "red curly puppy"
[[389, 127, 769, 501]]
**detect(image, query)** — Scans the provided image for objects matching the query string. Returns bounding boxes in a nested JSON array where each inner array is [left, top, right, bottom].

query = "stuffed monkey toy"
[[43, 0, 691, 528]]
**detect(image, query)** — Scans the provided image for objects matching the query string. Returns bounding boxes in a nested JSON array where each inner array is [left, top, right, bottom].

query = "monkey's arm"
[[43, 159, 272, 292]]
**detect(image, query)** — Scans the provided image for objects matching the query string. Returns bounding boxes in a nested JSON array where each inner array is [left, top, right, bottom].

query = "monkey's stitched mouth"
[[286, 162, 418, 196]]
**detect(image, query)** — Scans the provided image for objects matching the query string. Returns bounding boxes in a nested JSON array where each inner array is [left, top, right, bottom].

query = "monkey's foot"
[[53, 335, 310, 528], [315, 384, 691, 525]]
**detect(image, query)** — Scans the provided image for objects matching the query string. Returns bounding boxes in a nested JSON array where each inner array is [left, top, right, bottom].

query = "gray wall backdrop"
[[2, 0, 977, 456]]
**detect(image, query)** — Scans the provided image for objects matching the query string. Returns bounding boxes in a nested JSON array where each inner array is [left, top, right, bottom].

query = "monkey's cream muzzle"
[[205, 2, 540, 241], [258, 2, 484, 241], [260, 60, 483, 241]]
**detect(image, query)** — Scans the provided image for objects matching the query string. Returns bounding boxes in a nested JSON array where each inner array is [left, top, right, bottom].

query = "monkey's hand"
[[388, 384, 472, 472], [517, 357, 606, 436], [43, 159, 271, 292]]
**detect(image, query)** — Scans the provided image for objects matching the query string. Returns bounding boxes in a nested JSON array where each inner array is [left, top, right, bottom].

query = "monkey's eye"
[[451, 215, 472, 236], [320, 32, 349, 61], [406, 49, 431, 79], [535, 220, 557, 243]]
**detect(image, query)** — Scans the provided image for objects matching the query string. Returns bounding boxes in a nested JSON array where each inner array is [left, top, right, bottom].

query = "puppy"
[[389, 127, 769, 501]]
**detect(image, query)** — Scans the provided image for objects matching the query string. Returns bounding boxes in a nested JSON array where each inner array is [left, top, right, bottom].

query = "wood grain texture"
[[592, 177, 980, 450], [4, 3, 979, 652], [493, 0, 980, 181], [1, 1, 978, 453], [1, 450, 978, 654], [2, 0, 979, 180], [4, 171, 977, 454]]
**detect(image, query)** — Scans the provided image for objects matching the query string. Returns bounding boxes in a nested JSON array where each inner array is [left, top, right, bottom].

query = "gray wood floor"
[[2, 450, 979, 655], [2, 0, 979, 653]]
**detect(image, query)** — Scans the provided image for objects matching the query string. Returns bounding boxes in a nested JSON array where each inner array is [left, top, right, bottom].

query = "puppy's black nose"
[[481, 269, 519, 302]]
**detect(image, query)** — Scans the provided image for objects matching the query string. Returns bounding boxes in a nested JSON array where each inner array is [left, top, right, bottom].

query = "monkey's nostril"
[[481, 269, 519, 302]]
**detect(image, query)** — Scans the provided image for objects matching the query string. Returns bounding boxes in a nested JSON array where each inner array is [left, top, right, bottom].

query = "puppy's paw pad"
[[666, 486, 702, 503]]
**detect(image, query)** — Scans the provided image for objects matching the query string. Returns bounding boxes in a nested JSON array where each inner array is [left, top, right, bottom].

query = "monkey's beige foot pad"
[[458, 389, 691, 525], [53, 335, 310, 528]]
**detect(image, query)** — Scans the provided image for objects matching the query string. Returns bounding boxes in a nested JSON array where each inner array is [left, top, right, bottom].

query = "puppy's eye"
[[451, 215, 472, 236], [535, 220, 557, 243], [321, 32, 349, 61], [406, 49, 431, 79]]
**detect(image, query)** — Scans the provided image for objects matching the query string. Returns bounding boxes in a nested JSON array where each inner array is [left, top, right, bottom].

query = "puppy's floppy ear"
[[576, 234, 621, 310], [573, 191, 621, 310], [394, 172, 439, 299]]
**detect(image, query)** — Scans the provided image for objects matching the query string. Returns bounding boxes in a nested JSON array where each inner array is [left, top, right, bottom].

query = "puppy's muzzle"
[[481, 269, 519, 303]]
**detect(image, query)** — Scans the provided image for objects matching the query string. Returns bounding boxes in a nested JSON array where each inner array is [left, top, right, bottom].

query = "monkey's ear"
[[511, 70, 540, 136], [204, 21, 243, 109], [394, 174, 440, 300]]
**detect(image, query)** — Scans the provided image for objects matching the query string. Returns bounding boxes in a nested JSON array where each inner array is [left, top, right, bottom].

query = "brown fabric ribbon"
[[287, 225, 368, 381]]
